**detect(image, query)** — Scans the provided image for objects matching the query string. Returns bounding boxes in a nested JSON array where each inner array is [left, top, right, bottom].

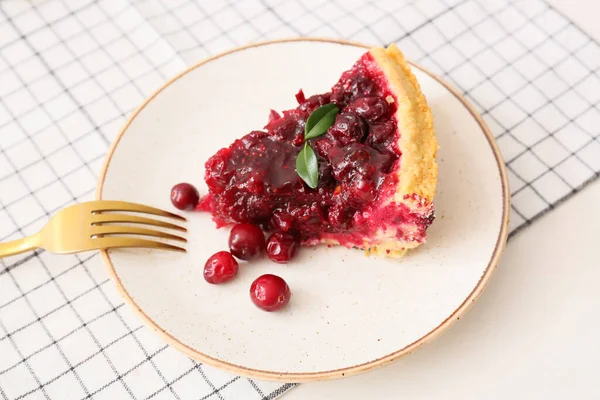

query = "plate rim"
[[95, 37, 511, 383]]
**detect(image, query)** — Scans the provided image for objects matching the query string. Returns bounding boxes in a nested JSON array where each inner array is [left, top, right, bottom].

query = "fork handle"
[[0, 235, 39, 258]]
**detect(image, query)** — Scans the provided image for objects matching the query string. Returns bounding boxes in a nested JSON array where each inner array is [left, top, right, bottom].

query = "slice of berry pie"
[[200, 44, 438, 257]]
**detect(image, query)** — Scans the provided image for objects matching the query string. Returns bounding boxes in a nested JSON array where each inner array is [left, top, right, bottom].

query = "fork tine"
[[94, 237, 186, 253], [91, 226, 187, 242], [92, 213, 187, 232], [92, 200, 186, 221]]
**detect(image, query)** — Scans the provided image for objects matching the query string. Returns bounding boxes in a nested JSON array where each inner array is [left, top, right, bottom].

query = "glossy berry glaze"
[[201, 53, 434, 249]]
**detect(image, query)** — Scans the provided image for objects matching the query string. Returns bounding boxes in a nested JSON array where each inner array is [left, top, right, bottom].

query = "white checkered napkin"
[[0, 0, 185, 238], [139, 0, 600, 236], [1, 0, 600, 399]]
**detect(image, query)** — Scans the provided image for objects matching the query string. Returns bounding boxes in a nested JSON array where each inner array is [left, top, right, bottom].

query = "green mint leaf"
[[296, 142, 319, 189], [304, 103, 339, 140]]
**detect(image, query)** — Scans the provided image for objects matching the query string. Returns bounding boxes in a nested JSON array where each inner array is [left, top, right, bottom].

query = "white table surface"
[[283, 2, 600, 399]]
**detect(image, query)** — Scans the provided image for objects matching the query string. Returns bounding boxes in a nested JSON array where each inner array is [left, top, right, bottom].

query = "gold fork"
[[0, 200, 187, 258]]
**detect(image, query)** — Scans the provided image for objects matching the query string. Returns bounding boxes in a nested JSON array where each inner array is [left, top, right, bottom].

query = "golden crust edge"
[[369, 44, 439, 204], [315, 44, 439, 259]]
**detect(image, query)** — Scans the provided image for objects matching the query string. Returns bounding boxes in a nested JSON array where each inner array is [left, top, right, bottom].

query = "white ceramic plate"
[[97, 39, 509, 382]]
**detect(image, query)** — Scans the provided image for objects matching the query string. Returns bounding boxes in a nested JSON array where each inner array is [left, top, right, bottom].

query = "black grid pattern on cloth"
[[0, 0, 599, 399], [0, 0, 291, 399]]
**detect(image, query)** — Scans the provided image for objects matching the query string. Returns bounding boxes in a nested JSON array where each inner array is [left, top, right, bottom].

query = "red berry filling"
[[266, 232, 299, 263], [202, 53, 434, 248]]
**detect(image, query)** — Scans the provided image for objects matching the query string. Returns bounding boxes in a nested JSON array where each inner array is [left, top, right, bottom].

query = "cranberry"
[[289, 203, 326, 227], [271, 210, 294, 232], [330, 143, 391, 182], [225, 200, 251, 224], [332, 74, 376, 104], [228, 223, 266, 260], [348, 177, 377, 205], [266, 232, 299, 263], [170, 182, 200, 210], [350, 97, 388, 122], [314, 137, 336, 159], [265, 115, 300, 141], [204, 251, 238, 284], [328, 112, 368, 146], [349, 75, 376, 98], [204, 148, 231, 193], [368, 120, 395, 144], [245, 194, 272, 219], [298, 93, 331, 114], [250, 274, 291, 311], [330, 144, 371, 180]]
